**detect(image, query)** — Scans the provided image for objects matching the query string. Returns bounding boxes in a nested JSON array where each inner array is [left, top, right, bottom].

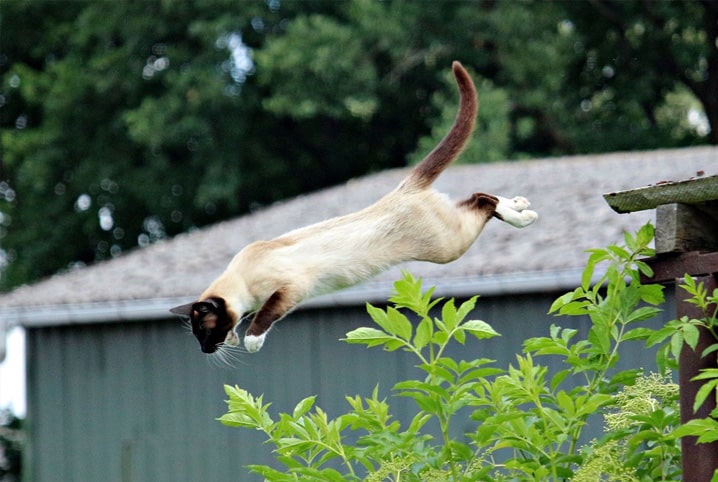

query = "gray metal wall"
[[24, 291, 676, 482]]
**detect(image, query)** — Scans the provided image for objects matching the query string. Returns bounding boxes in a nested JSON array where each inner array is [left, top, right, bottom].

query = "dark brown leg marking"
[[458, 192, 499, 215], [246, 288, 293, 337]]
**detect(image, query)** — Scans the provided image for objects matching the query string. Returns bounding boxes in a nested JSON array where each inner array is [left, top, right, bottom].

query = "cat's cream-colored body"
[[208, 186, 504, 315], [172, 61, 537, 354]]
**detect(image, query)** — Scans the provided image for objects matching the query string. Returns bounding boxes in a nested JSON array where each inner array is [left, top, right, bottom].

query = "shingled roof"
[[1, 146, 715, 327]]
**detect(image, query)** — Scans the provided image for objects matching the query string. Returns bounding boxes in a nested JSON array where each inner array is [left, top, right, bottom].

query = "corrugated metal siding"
[[24, 291, 675, 482]]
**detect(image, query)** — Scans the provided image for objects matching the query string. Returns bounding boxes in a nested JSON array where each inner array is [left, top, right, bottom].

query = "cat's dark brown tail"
[[402, 61, 478, 191]]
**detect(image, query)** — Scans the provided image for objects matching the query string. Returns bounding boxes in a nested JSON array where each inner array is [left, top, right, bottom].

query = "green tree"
[[559, 0, 717, 149], [1, 1, 263, 286]]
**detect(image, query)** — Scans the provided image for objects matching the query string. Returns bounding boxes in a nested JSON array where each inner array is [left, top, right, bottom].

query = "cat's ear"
[[169, 302, 195, 316]]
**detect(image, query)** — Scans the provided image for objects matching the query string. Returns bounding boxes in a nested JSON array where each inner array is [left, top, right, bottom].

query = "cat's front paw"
[[224, 330, 239, 347], [516, 209, 538, 227], [495, 196, 538, 228], [508, 196, 531, 211], [243, 333, 266, 353]]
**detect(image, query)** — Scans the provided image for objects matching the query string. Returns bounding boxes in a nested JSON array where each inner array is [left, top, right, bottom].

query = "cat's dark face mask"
[[170, 298, 235, 353]]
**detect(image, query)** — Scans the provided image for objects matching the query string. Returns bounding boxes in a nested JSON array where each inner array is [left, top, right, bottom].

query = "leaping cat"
[[171, 61, 537, 354]]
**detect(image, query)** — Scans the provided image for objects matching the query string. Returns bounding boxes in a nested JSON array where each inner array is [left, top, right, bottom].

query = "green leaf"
[[702, 343, 718, 358], [456, 296, 479, 322], [217, 411, 259, 429], [608, 244, 630, 261], [432, 330, 449, 345], [247, 464, 296, 481], [672, 418, 718, 443], [293, 396, 317, 419], [588, 320, 612, 355], [408, 411, 432, 432], [461, 319, 500, 340], [413, 317, 432, 350], [343, 327, 401, 349], [636, 260, 654, 278], [671, 332, 685, 361], [550, 369, 571, 391], [389, 271, 440, 316], [387, 306, 413, 341], [690, 368, 718, 381], [636, 222, 655, 248], [549, 288, 583, 314], [441, 298, 458, 331], [420, 363, 455, 384], [625, 306, 663, 324], [581, 259, 596, 290], [638, 283, 664, 305], [693, 379, 718, 413], [453, 326, 466, 344], [645, 322, 681, 347], [366, 303, 390, 333], [683, 323, 701, 351], [365, 303, 391, 333], [623, 327, 654, 341]]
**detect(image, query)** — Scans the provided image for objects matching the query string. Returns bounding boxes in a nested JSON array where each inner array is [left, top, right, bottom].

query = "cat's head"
[[170, 297, 237, 353]]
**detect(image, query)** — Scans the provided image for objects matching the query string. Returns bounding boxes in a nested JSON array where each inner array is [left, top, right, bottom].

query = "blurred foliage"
[[0, 0, 714, 289], [0, 410, 21, 481]]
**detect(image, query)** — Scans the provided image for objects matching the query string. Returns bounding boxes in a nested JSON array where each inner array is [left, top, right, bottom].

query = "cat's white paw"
[[224, 330, 239, 347], [243, 333, 266, 353], [514, 209, 538, 227], [496, 196, 538, 228], [509, 196, 531, 211]]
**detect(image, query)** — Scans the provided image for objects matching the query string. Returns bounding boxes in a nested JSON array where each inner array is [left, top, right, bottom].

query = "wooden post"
[[678, 275, 718, 481], [646, 254, 718, 481], [604, 175, 718, 481]]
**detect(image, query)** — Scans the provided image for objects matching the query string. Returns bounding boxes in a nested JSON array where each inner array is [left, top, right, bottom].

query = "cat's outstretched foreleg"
[[243, 287, 302, 352], [494, 196, 538, 228]]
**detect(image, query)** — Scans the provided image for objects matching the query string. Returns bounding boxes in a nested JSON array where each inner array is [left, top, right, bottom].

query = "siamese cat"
[[171, 61, 537, 354]]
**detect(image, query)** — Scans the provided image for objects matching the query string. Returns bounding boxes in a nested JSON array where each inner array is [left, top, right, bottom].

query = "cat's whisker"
[[208, 349, 228, 369], [209, 342, 246, 368], [179, 317, 193, 334]]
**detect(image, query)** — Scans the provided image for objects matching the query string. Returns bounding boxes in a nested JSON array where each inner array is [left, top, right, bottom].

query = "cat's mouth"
[[200, 326, 240, 354]]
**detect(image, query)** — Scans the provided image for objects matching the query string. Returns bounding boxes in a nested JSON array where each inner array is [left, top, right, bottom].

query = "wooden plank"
[[604, 174, 718, 213], [655, 202, 718, 253], [642, 251, 718, 283]]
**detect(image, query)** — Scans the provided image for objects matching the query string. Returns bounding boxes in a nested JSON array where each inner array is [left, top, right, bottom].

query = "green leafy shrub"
[[219, 223, 718, 481]]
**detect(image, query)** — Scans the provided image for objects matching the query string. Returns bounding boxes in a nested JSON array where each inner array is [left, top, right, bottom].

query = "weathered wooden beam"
[[604, 174, 718, 213], [655, 202, 718, 253], [642, 251, 718, 283]]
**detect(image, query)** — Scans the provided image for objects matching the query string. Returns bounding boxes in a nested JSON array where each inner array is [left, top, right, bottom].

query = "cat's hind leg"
[[494, 196, 538, 228]]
